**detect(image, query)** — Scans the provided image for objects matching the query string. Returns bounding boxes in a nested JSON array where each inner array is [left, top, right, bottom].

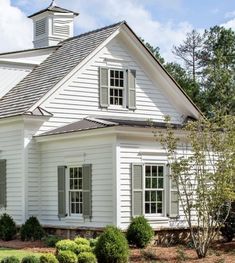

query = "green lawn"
[[0, 248, 44, 260]]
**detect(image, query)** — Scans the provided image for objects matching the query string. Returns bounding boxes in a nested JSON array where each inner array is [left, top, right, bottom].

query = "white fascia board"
[[27, 28, 121, 112], [119, 24, 202, 120]]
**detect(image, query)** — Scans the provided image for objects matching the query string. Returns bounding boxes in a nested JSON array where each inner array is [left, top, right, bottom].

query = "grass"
[[0, 248, 44, 261]]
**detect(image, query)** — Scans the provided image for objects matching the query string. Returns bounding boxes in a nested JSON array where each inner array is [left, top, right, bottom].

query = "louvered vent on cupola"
[[28, 1, 79, 48], [35, 18, 46, 37]]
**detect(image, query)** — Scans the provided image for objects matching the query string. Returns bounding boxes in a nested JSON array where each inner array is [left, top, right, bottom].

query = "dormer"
[[28, 1, 79, 48]]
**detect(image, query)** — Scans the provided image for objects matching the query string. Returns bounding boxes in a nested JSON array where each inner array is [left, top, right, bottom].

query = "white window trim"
[[66, 166, 83, 219], [107, 68, 127, 109], [142, 163, 168, 219]]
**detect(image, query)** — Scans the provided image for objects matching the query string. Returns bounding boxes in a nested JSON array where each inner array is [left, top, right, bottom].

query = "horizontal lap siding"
[[39, 138, 114, 228], [38, 37, 181, 133], [0, 125, 24, 223], [118, 139, 188, 230]]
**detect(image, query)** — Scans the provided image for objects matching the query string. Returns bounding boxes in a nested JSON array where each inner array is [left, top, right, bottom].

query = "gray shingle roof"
[[0, 22, 123, 119], [28, 5, 79, 18], [38, 117, 183, 137]]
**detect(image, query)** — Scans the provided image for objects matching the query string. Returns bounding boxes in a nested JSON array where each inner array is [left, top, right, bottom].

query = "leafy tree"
[[173, 30, 203, 82], [155, 115, 235, 258], [140, 38, 165, 64], [165, 62, 200, 105], [200, 26, 235, 115]]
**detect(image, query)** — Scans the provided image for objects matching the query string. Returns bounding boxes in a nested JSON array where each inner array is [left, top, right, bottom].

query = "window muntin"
[[145, 165, 164, 215], [69, 167, 83, 215], [109, 69, 124, 106]]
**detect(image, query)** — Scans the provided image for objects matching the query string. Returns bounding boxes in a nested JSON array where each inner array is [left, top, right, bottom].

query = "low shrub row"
[[0, 214, 44, 241], [0, 213, 155, 263], [0, 254, 58, 263]]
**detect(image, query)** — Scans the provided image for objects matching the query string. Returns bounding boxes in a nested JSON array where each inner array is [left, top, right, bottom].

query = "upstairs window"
[[99, 67, 136, 110], [110, 69, 124, 106]]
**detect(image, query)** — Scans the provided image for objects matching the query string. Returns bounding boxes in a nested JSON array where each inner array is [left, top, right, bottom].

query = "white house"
[[0, 1, 202, 234]]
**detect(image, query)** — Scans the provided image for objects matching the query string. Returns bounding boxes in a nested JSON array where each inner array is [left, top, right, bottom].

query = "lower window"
[[69, 167, 83, 215], [145, 165, 164, 214]]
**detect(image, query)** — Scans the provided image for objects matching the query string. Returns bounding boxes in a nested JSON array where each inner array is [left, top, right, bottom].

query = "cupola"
[[28, 0, 79, 48]]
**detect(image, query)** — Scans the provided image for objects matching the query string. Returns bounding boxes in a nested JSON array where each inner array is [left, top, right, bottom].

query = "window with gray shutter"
[[132, 164, 143, 216], [58, 166, 66, 218], [127, 69, 136, 110], [82, 164, 92, 219], [99, 67, 109, 108], [0, 160, 6, 208]]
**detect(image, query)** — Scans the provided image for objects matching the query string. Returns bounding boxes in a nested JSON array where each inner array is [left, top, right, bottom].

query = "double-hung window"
[[57, 164, 92, 219], [145, 165, 164, 215], [99, 67, 136, 110], [110, 69, 125, 106], [69, 167, 83, 215], [132, 163, 178, 218]]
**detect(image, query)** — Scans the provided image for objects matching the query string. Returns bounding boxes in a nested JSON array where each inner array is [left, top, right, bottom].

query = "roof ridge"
[[62, 21, 125, 43]]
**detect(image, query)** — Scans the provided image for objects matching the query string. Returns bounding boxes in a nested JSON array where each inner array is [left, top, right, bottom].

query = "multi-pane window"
[[110, 69, 124, 106], [69, 167, 83, 215], [145, 165, 164, 214]]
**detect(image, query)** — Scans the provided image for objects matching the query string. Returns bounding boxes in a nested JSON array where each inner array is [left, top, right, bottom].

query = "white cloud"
[[0, 0, 32, 53], [222, 19, 235, 30], [1, 0, 194, 61]]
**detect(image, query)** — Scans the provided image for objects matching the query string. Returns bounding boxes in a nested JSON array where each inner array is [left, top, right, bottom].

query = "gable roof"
[[0, 21, 123, 119]]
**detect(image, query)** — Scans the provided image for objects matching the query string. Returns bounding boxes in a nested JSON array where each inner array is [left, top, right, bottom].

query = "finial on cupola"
[[50, 0, 57, 7]]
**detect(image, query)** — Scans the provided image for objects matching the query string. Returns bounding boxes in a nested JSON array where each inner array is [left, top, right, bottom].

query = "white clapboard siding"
[[118, 138, 189, 230], [37, 136, 115, 228], [0, 124, 24, 224], [38, 36, 182, 133], [0, 65, 32, 98]]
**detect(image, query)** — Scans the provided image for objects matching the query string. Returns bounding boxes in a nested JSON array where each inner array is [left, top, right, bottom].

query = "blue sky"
[[1, 0, 235, 61]]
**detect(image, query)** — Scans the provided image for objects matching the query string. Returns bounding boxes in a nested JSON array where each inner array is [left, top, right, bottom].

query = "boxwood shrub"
[[55, 239, 79, 254], [57, 250, 77, 263], [0, 213, 17, 241], [43, 235, 62, 248], [126, 216, 154, 248], [39, 254, 58, 263], [21, 256, 40, 263], [74, 237, 90, 246], [0, 257, 20, 263], [77, 252, 97, 263], [95, 226, 129, 263], [77, 244, 92, 253]]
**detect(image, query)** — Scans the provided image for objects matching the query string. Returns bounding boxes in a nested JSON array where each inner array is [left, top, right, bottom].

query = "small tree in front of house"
[[155, 115, 235, 258]]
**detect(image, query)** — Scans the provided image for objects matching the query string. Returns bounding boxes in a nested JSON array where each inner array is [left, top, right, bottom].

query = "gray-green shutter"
[[132, 164, 143, 216], [0, 160, 6, 208], [99, 67, 109, 108], [127, 69, 136, 110], [167, 165, 179, 218], [58, 166, 66, 218], [82, 164, 92, 219]]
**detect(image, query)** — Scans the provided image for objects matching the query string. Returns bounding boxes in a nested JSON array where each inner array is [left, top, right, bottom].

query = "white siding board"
[[38, 136, 115, 228], [0, 123, 24, 223], [38, 36, 182, 134]]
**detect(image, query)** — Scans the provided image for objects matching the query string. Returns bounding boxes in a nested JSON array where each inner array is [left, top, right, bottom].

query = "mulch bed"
[[0, 239, 235, 262]]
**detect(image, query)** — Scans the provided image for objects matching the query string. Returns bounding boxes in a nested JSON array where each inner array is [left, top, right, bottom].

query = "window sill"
[[145, 215, 169, 222], [107, 106, 129, 112], [65, 215, 84, 222]]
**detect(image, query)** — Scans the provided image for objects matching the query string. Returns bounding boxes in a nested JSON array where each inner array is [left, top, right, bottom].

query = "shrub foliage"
[[95, 226, 129, 263], [57, 250, 77, 263], [77, 252, 97, 263], [21, 256, 40, 263], [20, 216, 45, 241], [55, 240, 79, 254], [0, 213, 17, 241], [39, 254, 58, 263], [0, 257, 20, 263], [126, 216, 154, 248]]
